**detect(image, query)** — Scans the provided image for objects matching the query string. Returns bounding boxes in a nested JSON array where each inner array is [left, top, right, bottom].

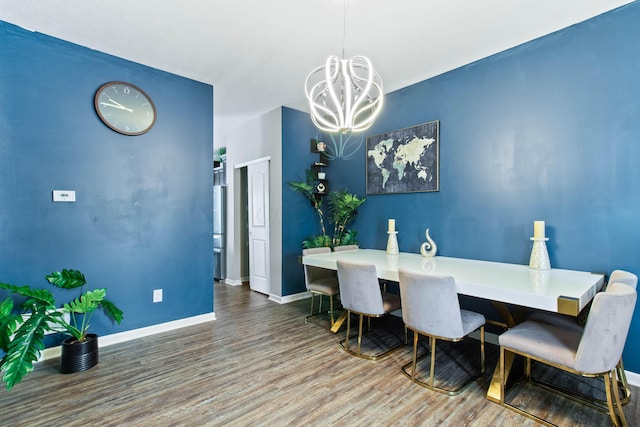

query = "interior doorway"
[[247, 158, 270, 295], [235, 157, 270, 295], [238, 167, 249, 282]]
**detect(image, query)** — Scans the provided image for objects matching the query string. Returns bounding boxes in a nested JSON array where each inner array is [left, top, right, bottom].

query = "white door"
[[248, 159, 270, 295]]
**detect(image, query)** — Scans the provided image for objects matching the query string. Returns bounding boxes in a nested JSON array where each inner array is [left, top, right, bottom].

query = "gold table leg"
[[486, 302, 520, 402], [487, 350, 515, 402], [330, 311, 348, 334]]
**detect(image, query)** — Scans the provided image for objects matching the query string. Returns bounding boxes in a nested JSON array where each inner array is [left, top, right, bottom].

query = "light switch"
[[52, 190, 76, 202]]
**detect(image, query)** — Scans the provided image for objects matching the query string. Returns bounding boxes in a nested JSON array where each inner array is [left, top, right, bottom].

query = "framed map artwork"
[[366, 120, 439, 195]]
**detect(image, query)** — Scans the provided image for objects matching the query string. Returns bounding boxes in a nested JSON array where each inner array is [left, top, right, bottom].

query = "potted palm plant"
[[288, 171, 365, 249], [0, 268, 124, 390]]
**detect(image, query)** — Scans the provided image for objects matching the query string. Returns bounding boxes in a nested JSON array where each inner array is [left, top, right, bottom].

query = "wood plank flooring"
[[1, 281, 638, 426]]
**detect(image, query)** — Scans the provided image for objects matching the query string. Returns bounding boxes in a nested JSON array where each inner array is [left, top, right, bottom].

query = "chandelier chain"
[[342, 0, 346, 59]]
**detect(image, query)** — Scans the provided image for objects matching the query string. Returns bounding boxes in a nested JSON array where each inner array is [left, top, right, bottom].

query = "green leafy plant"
[[0, 269, 124, 390], [214, 146, 227, 162], [288, 170, 365, 249], [328, 190, 366, 246], [302, 234, 332, 249], [288, 175, 327, 238]]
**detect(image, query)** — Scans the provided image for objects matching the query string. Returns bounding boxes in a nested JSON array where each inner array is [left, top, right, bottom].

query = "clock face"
[[94, 82, 156, 135]]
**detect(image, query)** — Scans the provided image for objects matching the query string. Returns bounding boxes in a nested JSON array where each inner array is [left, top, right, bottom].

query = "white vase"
[[386, 231, 399, 255], [529, 238, 550, 270]]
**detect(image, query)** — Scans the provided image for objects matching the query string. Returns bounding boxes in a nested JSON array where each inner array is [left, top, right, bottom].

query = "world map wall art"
[[366, 120, 440, 195]]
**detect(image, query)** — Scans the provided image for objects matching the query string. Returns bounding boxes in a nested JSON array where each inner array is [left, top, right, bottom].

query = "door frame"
[[235, 156, 271, 294]]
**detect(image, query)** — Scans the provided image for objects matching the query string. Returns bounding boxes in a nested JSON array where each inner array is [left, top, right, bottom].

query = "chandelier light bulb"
[[305, 55, 383, 133]]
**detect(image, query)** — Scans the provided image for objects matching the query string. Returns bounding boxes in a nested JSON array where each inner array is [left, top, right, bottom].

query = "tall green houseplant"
[[288, 170, 365, 249], [0, 269, 124, 390], [327, 190, 366, 247]]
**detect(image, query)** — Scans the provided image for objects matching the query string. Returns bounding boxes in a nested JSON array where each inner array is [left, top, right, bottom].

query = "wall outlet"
[[52, 190, 76, 202], [153, 289, 163, 303]]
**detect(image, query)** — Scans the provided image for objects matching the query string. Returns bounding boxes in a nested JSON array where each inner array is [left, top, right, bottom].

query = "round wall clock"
[[94, 81, 156, 135]]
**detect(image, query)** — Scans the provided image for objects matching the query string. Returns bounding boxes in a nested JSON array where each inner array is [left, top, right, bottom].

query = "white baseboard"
[[626, 370, 640, 387], [224, 278, 243, 286], [40, 312, 216, 362], [269, 291, 310, 304]]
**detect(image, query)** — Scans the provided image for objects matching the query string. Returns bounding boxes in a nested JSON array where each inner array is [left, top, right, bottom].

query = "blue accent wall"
[[281, 107, 321, 296], [282, 3, 640, 370], [0, 22, 214, 339]]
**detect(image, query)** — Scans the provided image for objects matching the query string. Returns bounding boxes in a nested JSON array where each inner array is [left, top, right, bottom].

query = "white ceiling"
[[0, 0, 634, 141]]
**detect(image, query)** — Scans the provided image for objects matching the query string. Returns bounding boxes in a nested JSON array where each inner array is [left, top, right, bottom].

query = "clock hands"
[[100, 97, 134, 113]]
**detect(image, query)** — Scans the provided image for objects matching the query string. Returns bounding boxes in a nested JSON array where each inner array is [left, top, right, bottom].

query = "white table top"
[[302, 249, 605, 314]]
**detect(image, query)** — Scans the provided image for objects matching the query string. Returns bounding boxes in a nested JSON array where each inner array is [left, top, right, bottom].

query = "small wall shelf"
[[310, 139, 329, 195]]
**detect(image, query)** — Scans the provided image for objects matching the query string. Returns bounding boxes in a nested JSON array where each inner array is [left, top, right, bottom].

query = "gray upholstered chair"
[[527, 270, 638, 402], [336, 260, 403, 360], [303, 247, 340, 327], [398, 270, 485, 395], [498, 283, 637, 427], [333, 244, 359, 252]]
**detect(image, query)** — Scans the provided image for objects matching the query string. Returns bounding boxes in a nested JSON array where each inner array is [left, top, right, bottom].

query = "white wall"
[[221, 107, 283, 297]]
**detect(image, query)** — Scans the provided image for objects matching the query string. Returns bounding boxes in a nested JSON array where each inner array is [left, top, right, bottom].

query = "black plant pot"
[[60, 334, 99, 374]]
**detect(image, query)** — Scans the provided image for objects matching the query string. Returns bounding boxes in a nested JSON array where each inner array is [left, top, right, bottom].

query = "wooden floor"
[[2, 281, 639, 426]]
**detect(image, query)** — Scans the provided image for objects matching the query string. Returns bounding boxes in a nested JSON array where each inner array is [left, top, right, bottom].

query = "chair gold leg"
[[309, 293, 315, 316], [604, 370, 627, 427], [480, 325, 485, 374], [526, 358, 631, 412], [345, 311, 351, 350], [341, 311, 404, 360], [402, 327, 485, 396], [411, 332, 419, 379], [497, 350, 629, 426], [616, 359, 631, 404], [429, 336, 436, 389], [329, 295, 335, 327], [305, 292, 335, 328], [499, 347, 505, 404], [357, 314, 364, 356]]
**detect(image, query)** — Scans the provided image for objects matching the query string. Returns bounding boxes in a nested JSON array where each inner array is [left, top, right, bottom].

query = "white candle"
[[533, 221, 545, 239], [388, 219, 395, 233]]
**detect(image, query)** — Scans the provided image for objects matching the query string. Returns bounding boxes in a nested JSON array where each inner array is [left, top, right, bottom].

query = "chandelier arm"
[[348, 76, 374, 128], [349, 58, 378, 105], [325, 57, 347, 129], [351, 83, 383, 121], [340, 59, 354, 130], [309, 95, 340, 130]]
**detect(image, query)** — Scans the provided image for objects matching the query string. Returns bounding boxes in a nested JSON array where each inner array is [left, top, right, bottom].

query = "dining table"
[[301, 248, 605, 402]]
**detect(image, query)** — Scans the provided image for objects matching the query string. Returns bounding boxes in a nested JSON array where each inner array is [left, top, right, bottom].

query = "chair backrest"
[[337, 260, 384, 315], [398, 270, 465, 339], [333, 245, 359, 252], [302, 247, 336, 289], [607, 270, 637, 291], [575, 283, 637, 374], [303, 247, 331, 257]]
